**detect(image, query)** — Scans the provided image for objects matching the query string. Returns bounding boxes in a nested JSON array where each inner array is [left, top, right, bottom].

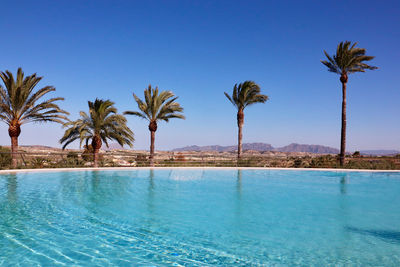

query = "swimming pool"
[[1, 168, 399, 266]]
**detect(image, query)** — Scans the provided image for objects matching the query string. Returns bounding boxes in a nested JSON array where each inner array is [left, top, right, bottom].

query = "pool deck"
[[0, 166, 399, 174]]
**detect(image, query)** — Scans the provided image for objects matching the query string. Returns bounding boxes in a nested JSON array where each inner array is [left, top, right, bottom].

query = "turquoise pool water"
[[0, 169, 400, 266]]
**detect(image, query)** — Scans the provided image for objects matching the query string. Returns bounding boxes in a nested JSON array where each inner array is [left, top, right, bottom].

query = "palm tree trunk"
[[9, 124, 21, 169], [237, 109, 244, 159], [149, 130, 155, 167], [238, 124, 243, 158], [92, 135, 102, 168], [148, 121, 158, 167], [93, 149, 99, 168], [340, 77, 347, 167], [10, 136, 18, 168]]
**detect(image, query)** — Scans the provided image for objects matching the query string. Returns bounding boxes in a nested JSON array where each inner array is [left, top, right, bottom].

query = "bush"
[[293, 158, 303, 168], [309, 155, 338, 168], [0, 146, 11, 169], [30, 157, 49, 168], [81, 145, 94, 162], [66, 152, 82, 166], [135, 154, 148, 166], [346, 158, 397, 170]]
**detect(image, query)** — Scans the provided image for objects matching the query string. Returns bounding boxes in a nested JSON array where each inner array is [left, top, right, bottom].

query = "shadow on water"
[[149, 169, 155, 193], [0, 174, 31, 236], [233, 169, 244, 231], [345, 226, 400, 244], [339, 174, 347, 195], [6, 174, 18, 203], [147, 169, 156, 221], [236, 169, 242, 198]]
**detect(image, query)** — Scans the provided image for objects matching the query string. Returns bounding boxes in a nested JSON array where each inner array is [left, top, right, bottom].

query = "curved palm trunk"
[[8, 124, 21, 169], [237, 109, 244, 159], [339, 74, 348, 167], [92, 135, 102, 168], [149, 121, 157, 167]]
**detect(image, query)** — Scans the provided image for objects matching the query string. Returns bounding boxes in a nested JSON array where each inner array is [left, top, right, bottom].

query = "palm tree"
[[0, 68, 69, 168], [60, 99, 134, 167], [224, 81, 268, 159], [124, 85, 185, 166], [321, 41, 377, 166]]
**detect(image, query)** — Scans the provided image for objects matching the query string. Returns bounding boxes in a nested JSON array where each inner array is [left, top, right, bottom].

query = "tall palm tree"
[[60, 99, 134, 167], [224, 81, 268, 159], [124, 85, 185, 166], [321, 41, 377, 166], [0, 68, 69, 168]]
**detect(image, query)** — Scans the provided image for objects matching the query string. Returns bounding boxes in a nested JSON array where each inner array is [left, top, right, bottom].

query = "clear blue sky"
[[0, 0, 399, 151]]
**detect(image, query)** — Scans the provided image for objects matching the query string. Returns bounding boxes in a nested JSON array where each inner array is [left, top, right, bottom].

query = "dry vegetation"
[[0, 146, 399, 170]]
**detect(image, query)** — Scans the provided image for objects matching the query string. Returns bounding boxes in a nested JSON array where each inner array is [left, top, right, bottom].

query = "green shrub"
[[30, 157, 49, 168], [135, 154, 148, 166], [66, 152, 82, 166], [309, 155, 338, 168], [293, 158, 303, 168], [81, 145, 94, 162], [0, 146, 11, 169], [346, 158, 397, 170]]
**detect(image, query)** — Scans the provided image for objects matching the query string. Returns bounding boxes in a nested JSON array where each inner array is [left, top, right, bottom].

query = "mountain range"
[[173, 143, 340, 154], [173, 143, 400, 155], [359, 150, 400, 156], [14, 143, 399, 155]]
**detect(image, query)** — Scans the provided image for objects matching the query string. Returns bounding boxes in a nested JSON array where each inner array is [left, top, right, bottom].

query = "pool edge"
[[0, 166, 399, 175]]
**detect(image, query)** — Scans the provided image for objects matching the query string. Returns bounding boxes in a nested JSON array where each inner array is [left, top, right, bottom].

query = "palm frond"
[[0, 68, 68, 127], [225, 81, 268, 110], [125, 85, 185, 125], [123, 110, 148, 120], [321, 41, 377, 75], [60, 99, 134, 149]]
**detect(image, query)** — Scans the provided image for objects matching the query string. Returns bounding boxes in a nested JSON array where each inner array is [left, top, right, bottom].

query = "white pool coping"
[[0, 166, 399, 175]]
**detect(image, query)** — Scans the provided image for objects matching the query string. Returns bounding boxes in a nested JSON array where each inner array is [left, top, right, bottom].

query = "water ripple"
[[1, 169, 400, 265]]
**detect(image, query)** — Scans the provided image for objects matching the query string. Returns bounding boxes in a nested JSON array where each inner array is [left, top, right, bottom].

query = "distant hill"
[[173, 143, 274, 152], [104, 143, 127, 151], [173, 142, 339, 154], [276, 143, 339, 154], [11, 144, 400, 156], [360, 150, 400, 156]]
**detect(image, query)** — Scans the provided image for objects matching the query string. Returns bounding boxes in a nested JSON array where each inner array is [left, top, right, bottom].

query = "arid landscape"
[[1, 143, 398, 170]]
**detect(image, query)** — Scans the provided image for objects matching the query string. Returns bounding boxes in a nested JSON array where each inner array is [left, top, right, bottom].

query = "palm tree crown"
[[0, 68, 69, 129], [321, 41, 377, 79], [124, 85, 185, 125], [224, 81, 268, 110], [60, 98, 134, 149]]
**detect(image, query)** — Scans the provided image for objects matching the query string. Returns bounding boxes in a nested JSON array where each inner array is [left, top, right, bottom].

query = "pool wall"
[[1, 166, 399, 175]]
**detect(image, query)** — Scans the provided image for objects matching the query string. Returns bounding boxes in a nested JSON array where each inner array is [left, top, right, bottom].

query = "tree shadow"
[[236, 169, 242, 198], [6, 174, 18, 203], [233, 169, 243, 231], [339, 174, 347, 195], [149, 169, 155, 192], [345, 226, 400, 244], [147, 169, 155, 218]]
